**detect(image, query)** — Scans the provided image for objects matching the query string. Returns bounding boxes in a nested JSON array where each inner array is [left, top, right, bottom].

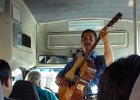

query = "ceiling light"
[[128, 0, 133, 6]]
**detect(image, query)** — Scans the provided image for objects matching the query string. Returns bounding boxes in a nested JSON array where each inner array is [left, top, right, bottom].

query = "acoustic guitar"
[[58, 12, 123, 100]]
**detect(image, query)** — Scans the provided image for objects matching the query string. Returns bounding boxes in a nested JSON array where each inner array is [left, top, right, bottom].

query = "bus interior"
[[0, 0, 140, 99]]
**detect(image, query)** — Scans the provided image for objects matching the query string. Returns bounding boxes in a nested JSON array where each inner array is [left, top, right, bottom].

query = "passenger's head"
[[97, 54, 140, 100], [0, 59, 14, 97], [81, 29, 97, 53], [25, 71, 41, 86]]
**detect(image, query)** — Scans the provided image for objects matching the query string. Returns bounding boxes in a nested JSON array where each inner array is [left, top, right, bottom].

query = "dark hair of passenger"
[[81, 29, 97, 39], [0, 59, 11, 84], [97, 54, 140, 100]]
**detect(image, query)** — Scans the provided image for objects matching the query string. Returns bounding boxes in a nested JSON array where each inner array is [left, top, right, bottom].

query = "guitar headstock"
[[106, 12, 123, 28], [99, 12, 123, 37]]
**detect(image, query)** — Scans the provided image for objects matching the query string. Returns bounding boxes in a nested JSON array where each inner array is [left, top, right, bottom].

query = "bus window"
[[12, 68, 23, 84], [32, 68, 63, 92]]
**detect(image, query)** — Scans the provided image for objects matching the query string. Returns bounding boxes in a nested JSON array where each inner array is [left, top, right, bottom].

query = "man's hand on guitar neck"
[[100, 29, 109, 43]]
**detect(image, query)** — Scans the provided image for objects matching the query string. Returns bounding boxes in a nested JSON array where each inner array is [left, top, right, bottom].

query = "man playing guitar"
[[55, 28, 113, 100]]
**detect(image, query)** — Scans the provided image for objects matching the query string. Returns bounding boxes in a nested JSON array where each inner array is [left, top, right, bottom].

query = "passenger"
[[25, 70, 58, 100], [55, 29, 113, 99], [97, 54, 140, 100], [0, 59, 16, 100]]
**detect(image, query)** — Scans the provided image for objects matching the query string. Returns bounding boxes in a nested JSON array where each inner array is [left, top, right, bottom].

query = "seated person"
[[97, 54, 140, 100], [0, 59, 16, 100], [25, 70, 58, 100]]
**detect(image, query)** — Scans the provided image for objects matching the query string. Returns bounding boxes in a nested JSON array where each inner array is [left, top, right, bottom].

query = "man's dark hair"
[[97, 54, 140, 100], [81, 29, 97, 39], [0, 59, 11, 84]]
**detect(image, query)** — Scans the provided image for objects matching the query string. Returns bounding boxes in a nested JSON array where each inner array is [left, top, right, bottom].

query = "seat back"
[[9, 80, 40, 100], [129, 74, 140, 100]]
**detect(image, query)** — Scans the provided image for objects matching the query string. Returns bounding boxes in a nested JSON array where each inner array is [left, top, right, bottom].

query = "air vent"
[[46, 30, 128, 49]]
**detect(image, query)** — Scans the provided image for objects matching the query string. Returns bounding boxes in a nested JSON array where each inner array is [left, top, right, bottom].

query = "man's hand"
[[59, 78, 70, 86], [100, 29, 110, 44]]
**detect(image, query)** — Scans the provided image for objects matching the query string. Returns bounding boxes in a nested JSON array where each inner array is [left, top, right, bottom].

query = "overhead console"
[[46, 30, 128, 49]]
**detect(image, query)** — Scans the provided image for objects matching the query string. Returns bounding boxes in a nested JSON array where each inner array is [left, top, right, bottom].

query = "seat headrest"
[[129, 74, 140, 100], [9, 80, 40, 100]]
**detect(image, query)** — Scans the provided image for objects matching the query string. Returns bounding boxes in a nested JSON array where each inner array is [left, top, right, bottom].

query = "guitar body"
[[58, 84, 75, 100], [71, 66, 97, 100], [58, 77, 90, 100], [58, 61, 97, 100], [58, 55, 85, 100], [71, 79, 88, 100]]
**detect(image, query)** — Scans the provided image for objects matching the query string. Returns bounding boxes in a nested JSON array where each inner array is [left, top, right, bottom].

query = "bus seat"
[[9, 80, 40, 100], [129, 74, 140, 100], [0, 81, 4, 100]]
